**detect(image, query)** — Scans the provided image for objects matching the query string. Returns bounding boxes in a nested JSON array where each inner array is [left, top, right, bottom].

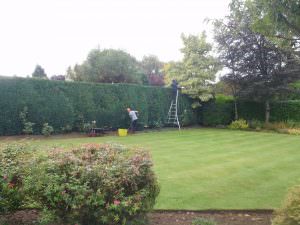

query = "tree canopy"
[[32, 65, 47, 79], [214, 0, 300, 122], [164, 32, 220, 107], [67, 49, 144, 84]]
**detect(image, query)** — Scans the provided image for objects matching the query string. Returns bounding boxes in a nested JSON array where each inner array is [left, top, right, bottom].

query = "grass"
[[2, 128, 300, 210]]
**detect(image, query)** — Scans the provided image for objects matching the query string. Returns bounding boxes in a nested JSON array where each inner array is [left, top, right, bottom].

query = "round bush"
[[24, 143, 160, 225], [273, 186, 300, 225]]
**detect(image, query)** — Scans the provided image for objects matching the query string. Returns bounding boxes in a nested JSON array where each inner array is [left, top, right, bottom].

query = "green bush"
[[0, 143, 31, 213], [24, 143, 160, 225], [0, 77, 196, 135], [228, 119, 249, 130], [41, 123, 54, 137], [19, 107, 35, 135], [248, 119, 263, 130], [201, 98, 234, 126], [192, 217, 217, 225], [273, 186, 300, 225]]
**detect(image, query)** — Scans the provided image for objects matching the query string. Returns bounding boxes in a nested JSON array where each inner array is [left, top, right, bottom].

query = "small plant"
[[272, 185, 300, 225], [248, 119, 263, 130], [192, 217, 217, 225], [228, 119, 249, 130], [19, 107, 35, 134], [61, 124, 72, 133], [42, 123, 54, 136]]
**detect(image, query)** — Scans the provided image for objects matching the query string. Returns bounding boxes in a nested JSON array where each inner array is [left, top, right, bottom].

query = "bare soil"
[[0, 209, 273, 225]]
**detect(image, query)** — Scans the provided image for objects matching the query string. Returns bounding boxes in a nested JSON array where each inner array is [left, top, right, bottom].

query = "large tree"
[[248, 0, 300, 49], [67, 49, 144, 84], [164, 33, 220, 107], [32, 65, 47, 79], [140, 55, 165, 86], [214, 0, 300, 123]]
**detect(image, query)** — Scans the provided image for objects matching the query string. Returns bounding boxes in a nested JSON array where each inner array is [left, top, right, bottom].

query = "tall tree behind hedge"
[[67, 49, 144, 84], [32, 65, 47, 79], [164, 32, 220, 108], [214, 0, 300, 123], [140, 55, 165, 86]]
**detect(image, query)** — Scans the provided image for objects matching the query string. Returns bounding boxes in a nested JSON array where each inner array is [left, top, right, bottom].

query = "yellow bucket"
[[118, 129, 128, 137]]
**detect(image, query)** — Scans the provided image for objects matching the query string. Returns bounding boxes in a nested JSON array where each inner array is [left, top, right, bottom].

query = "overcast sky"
[[0, 0, 230, 77]]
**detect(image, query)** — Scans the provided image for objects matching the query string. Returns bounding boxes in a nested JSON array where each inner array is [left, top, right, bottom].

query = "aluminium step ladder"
[[166, 89, 181, 130]]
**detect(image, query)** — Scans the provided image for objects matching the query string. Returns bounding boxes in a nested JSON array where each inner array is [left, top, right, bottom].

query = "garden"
[[1, 128, 300, 224], [2, 0, 300, 224]]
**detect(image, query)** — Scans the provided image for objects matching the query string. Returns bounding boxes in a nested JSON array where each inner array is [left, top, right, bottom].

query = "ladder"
[[166, 89, 181, 130]]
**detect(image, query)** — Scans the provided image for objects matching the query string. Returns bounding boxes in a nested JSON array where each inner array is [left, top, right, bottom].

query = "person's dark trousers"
[[129, 119, 138, 133]]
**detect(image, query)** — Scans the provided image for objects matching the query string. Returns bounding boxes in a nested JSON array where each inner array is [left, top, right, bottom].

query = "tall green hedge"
[[201, 98, 300, 126], [0, 77, 196, 135]]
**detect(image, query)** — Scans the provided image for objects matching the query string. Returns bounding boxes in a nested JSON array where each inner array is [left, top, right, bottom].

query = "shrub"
[[61, 124, 73, 133], [248, 119, 263, 130], [272, 186, 300, 225], [24, 143, 160, 225], [228, 119, 249, 130], [41, 123, 54, 136], [0, 143, 31, 213], [192, 217, 217, 225], [19, 107, 35, 135]]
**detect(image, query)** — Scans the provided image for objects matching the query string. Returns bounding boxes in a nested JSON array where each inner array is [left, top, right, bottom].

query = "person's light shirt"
[[129, 111, 138, 121]]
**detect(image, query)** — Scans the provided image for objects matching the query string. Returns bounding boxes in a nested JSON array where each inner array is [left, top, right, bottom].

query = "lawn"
[[2, 128, 300, 210]]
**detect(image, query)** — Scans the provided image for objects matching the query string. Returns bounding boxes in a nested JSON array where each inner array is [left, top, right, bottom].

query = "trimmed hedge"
[[0, 77, 196, 135], [201, 98, 300, 126], [200, 98, 234, 126]]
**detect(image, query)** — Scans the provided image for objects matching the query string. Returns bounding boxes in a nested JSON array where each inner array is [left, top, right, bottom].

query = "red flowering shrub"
[[24, 143, 159, 225]]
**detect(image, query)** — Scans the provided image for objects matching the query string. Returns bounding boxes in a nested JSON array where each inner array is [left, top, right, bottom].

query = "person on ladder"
[[171, 79, 179, 101]]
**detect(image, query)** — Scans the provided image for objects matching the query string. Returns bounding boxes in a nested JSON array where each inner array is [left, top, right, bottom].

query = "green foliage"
[[19, 107, 35, 134], [272, 185, 300, 225], [0, 77, 195, 135], [248, 119, 263, 130], [201, 98, 234, 126], [192, 217, 217, 225], [249, 0, 300, 51], [41, 123, 54, 137], [228, 119, 249, 130], [0, 143, 31, 213], [32, 64, 47, 79], [164, 32, 220, 106], [24, 143, 159, 225], [67, 49, 144, 84]]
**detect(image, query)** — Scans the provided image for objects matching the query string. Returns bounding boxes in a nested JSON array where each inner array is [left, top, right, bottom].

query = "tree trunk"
[[265, 100, 270, 123], [234, 99, 239, 120]]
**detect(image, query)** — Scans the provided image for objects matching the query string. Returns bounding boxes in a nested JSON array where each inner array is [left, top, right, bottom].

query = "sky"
[[0, 0, 231, 77]]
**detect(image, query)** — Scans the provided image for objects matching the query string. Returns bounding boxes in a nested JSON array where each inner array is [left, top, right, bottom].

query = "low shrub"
[[0, 143, 31, 213], [24, 143, 159, 225], [272, 185, 300, 225], [192, 217, 217, 225], [248, 119, 263, 130], [276, 128, 300, 136], [19, 107, 35, 135], [41, 123, 54, 136], [228, 119, 249, 130]]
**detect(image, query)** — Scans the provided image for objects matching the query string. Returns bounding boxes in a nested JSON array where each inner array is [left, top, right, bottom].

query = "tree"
[[248, 0, 300, 49], [140, 55, 165, 86], [67, 49, 144, 84], [214, 0, 300, 123], [32, 65, 47, 79], [164, 33, 220, 107]]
